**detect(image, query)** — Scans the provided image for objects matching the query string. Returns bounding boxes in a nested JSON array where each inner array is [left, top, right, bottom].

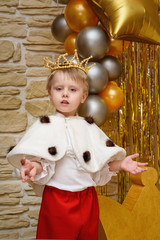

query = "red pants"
[[36, 186, 99, 240]]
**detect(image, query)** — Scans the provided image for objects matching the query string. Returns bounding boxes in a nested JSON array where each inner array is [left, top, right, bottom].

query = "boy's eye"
[[56, 87, 62, 91], [70, 88, 76, 92]]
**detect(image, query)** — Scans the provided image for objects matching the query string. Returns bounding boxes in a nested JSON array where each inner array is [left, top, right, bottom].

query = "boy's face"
[[49, 71, 88, 117]]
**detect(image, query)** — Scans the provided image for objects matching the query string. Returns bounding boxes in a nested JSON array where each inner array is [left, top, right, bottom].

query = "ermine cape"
[[7, 114, 126, 195]]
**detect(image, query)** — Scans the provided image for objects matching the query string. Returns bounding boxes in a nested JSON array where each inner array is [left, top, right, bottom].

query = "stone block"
[[26, 80, 48, 99], [0, 196, 20, 205], [22, 197, 41, 205], [0, 16, 25, 24], [0, 73, 27, 87], [24, 44, 65, 53], [21, 228, 37, 239], [0, 218, 30, 229], [0, 206, 29, 215], [25, 53, 52, 67], [0, 96, 22, 110], [0, 23, 27, 38], [0, 6, 15, 13], [0, 164, 14, 175], [26, 190, 37, 196], [26, 68, 50, 77], [9, 192, 24, 198], [25, 100, 55, 117], [0, 88, 20, 95], [0, 40, 14, 61], [28, 209, 40, 219], [13, 43, 21, 62], [0, 0, 19, 6], [27, 17, 53, 27], [21, 0, 52, 7], [27, 30, 56, 44], [31, 221, 38, 227], [0, 232, 19, 239], [0, 183, 21, 194], [0, 215, 19, 220], [0, 112, 27, 133], [19, 6, 64, 16], [0, 136, 16, 157], [0, 65, 26, 73]]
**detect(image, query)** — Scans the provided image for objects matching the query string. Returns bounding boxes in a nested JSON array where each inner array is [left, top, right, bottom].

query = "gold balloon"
[[64, 33, 78, 55], [87, 0, 160, 45], [65, 0, 98, 33], [99, 83, 124, 110], [107, 81, 118, 87], [107, 39, 130, 56]]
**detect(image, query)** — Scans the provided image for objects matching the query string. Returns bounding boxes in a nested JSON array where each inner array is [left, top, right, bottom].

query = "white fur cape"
[[7, 114, 126, 195], [7, 114, 126, 171]]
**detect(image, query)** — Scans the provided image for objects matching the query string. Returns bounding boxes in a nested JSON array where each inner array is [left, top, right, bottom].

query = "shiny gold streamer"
[[98, 42, 160, 202], [119, 42, 160, 198]]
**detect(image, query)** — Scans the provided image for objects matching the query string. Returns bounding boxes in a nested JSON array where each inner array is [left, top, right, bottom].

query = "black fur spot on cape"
[[48, 146, 57, 155], [8, 145, 15, 153], [83, 151, 91, 162], [106, 139, 115, 147], [40, 116, 50, 123], [85, 116, 94, 124]]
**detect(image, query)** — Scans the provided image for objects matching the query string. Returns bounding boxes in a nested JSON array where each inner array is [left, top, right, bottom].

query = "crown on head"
[[44, 49, 95, 74]]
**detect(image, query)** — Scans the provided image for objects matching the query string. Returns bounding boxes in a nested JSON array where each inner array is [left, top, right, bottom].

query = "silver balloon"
[[87, 62, 108, 94], [78, 95, 108, 126], [53, 0, 70, 3], [100, 56, 122, 80], [59, 54, 80, 64], [76, 26, 110, 61], [51, 14, 73, 43]]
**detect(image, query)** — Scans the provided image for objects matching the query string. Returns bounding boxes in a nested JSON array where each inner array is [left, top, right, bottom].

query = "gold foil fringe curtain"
[[118, 42, 160, 202], [98, 42, 160, 203]]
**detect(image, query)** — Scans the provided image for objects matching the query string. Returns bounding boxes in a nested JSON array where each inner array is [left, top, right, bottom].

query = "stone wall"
[[0, 0, 118, 238], [0, 0, 65, 238]]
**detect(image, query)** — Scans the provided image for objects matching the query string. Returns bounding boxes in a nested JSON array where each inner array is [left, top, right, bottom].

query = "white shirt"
[[33, 112, 116, 192]]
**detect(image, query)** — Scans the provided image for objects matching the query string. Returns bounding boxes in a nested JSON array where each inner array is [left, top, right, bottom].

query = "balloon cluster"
[[51, 0, 126, 126]]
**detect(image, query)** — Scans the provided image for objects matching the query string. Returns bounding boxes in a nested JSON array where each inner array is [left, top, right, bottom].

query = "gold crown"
[[44, 49, 95, 74]]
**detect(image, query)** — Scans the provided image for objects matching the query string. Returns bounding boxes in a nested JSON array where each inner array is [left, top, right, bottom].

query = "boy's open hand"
[[20, 157, 42, 182], [121, 153, 148, 174]]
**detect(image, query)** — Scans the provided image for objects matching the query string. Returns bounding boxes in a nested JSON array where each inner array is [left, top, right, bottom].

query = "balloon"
[[78, 95, 108, 126], [87, 62, 108, 94], [53, 0, 70, 3], [107, 81, 118, 87], [100, 56, 122, 80], [76, 26, 110, 61], [86, 0, 160, 45], [51, 14, 73, 42], [107, 39, 130, 56], [65, 0, 98, 33], [64, 33, 78, 55], [99, 84, 124, 110], [59, 54, 80, 64]]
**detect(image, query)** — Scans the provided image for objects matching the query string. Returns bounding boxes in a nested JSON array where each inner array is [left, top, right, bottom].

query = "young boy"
[[7, 50, 148, 240]]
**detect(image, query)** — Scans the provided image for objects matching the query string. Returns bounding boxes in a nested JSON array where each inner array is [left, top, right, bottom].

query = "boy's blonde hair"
[[47, 68, 89, 93]]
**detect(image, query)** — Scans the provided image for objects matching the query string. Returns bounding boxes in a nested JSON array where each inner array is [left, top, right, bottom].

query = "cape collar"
[[53, 111, 79, 119]]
